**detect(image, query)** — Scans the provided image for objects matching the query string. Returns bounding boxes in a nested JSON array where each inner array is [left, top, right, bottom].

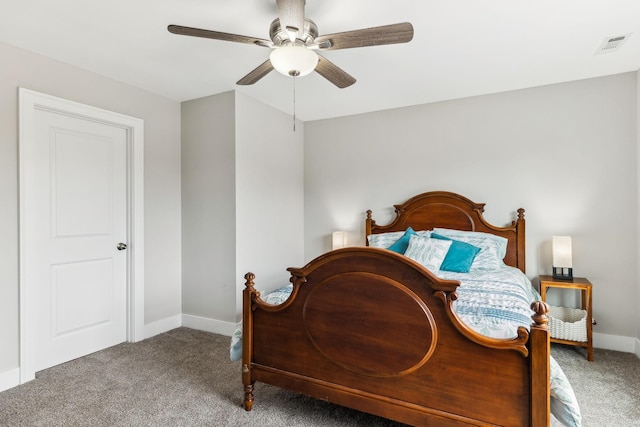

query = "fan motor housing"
[[270, 18, 318, 46]]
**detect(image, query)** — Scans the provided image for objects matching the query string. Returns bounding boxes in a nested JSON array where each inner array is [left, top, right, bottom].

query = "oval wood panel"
[[303, 272, 437, 377]]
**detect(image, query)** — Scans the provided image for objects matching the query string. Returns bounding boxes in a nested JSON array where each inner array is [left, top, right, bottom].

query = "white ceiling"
[[2, 0, 639, 121]]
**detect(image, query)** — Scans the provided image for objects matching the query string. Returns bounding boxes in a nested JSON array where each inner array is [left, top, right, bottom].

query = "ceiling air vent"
[[595, 33, 632, 55]]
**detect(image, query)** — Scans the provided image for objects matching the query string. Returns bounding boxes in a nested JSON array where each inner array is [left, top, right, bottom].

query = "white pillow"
[[404, 235, 452, 272], [368, 230, 431, 249], [432, 228, 508, 270], [367, 231, 406, 248]]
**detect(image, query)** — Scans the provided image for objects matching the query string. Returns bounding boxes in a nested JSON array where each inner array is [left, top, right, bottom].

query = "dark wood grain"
[[366, 191, 526, 273], [236, 60, 274, 85], [315, 56, 356, 88], [242, 191, 549, 426], [167, 25, 272, 47], [315, 23, 414, 50]]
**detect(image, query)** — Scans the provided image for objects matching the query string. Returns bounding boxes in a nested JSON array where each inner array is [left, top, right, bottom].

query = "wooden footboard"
[[242, 248, 550, 426]]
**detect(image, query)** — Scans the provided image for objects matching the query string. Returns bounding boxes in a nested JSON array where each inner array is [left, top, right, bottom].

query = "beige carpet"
[[0, 327, 638, 426]]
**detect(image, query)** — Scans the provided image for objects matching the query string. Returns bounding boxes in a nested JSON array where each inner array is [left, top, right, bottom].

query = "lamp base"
[[552, 267, 573, 281]]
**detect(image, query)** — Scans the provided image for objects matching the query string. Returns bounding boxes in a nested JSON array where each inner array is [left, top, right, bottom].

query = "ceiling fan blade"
[[236, 60, 274, 85], [315, 55, 356, 89], [275, 0, 305, 40], [168, 25, 273, 48], [315, 22, 413, 50]]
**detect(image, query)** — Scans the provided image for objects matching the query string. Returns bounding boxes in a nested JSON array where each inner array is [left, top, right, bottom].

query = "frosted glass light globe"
[[270, 45, 318, 77]]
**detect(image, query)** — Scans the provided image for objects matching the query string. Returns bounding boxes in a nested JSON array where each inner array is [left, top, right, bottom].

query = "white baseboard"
[[142, 313, 236, 338], [0, 367, 20, 392], [593, 332, 639, 355], [144, 314, 182, 339], [182, 313, 236, 337]]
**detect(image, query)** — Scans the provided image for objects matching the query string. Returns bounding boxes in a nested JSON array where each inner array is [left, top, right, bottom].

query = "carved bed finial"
[[244, 272, 256, 289], [366, 210, 372, 219], [531, 301, 549, 327], [517, 208, 525, 220]]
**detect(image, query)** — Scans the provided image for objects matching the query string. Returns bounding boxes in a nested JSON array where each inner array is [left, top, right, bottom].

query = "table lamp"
[[332, 231, 348, 250], [552, 236, 573, 280]]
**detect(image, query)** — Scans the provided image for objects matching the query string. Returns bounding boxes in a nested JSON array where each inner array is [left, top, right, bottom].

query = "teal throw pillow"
[[431, 232, 481, 273], [387, 227, 418, 254]]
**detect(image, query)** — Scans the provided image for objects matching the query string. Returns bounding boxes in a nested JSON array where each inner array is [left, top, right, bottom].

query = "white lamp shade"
[[552, 236, 573, 268], [269, 45, 318, 77], [332, 231, 348, 250]]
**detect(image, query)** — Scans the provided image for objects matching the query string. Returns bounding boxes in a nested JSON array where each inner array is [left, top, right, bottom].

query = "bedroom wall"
[[637, 70, 640, 350], [181, 92, 237, 328], [304, 72, 638, 346], [235, 92, 305, 314], [180, 91, 304, 330], [0, 41, 182, 386]]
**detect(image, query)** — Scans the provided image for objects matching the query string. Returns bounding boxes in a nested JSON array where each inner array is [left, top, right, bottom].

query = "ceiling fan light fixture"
[[270, 45, 318, 77]]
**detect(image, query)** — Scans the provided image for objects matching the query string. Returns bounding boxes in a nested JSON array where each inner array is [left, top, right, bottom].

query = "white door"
[[30, 108, 128, 371], [19, 88, 145, 384]]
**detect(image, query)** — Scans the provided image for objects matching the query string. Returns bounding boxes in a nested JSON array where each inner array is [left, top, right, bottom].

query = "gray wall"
[[235, 92, 305, 312], [180, 91, 304, 325], [304, 72, 638, 340], [181, 92, 237, 323], [0, 41, 182, 378], [637, 71, 640, 345]]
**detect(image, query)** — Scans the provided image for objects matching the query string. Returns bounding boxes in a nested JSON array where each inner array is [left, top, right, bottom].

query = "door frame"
[[18, 88, 145, 383]]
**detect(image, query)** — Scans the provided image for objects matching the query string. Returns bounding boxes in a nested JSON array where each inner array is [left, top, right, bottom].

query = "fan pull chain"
[[292, 75, 296, 131]]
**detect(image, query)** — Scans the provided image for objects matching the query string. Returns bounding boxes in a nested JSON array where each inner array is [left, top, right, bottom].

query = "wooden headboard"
[[366, 191, 526, 273]]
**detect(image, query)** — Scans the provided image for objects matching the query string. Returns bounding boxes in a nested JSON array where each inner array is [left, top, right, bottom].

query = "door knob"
[[117, 243, 127, 251]]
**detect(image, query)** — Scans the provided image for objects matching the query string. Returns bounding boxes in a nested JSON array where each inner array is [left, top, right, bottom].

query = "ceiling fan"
[[168, 0, 413, 88]]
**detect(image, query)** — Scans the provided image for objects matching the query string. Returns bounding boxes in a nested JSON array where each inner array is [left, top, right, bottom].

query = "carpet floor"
[[0, 327, 638, 426]]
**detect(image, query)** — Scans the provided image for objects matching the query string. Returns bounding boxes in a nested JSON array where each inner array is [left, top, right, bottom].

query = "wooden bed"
[[241, 191, 551, 426]]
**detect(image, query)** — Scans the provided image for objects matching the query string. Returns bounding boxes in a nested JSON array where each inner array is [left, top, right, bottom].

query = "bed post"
[[515, 208, 526, 273], [365, 210, 373, 242], [529, 301, 550, 427], [242, 272, 257, 411]]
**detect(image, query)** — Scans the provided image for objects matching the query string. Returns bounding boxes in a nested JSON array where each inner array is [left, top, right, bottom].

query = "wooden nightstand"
[[539, 275, 593, 361]]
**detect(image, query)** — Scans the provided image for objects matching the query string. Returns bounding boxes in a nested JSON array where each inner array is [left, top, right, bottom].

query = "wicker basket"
[[548, 305, 587, 342]]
